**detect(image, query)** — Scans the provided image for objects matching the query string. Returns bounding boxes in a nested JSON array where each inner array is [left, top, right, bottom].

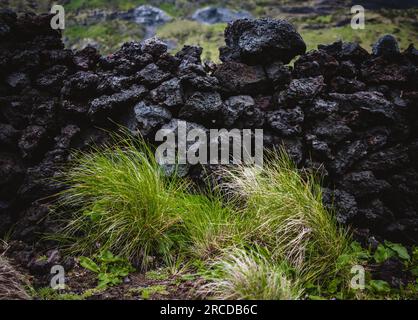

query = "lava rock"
[[88, 84, 148, 123], [278, 76, 324, 106], [264, 62, 292, 87], [266, 107, 304, 136], [53, 125, 80, 150], [124, 101, 172, 137], [372, 34, 400, 58], [35, 65, 68, 93], [358, 145, 410, 173], [293, 49, 339, 79], [150, 78, 183, 108], [137, 63, 171, 87], [213, 61, 269, 94], [0, 123, 20, 150], [175, 45, 202, 65], [329, 76, 366, 93], [179, 91, 223, 124], [329, 91, 397, 125], [329, 140, 368, 176], [180, 75, 220, 92], [0, 152, 25, 199], [319, 41, 369, 63], [141, 37, 168, 59], [305, 98, 338, 118], [339, 171, 391, 198], [222, 95, 264, 128], [6, 72, 30, 90], [221, 18, 306, 64], [61, 71, 99, 100], [73, 46, 100, 70], [323, 188, 358, 224], [18, 125, 48, 159], [156, 52, 181, 73]]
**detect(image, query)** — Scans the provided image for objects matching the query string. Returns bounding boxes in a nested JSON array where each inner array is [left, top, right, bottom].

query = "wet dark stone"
[[0, 152, 25, 199], [267, 107, 304, 136], [61, 71, 100, 100], [323, 188, 358, 224], [305, 98, 338, 118], [18, 125, 48, 160], [311, 117, 352, 144], [137, 63, 171, 87], [179, 91, 223, 124], [124, 102, 172, 137], [329, 91, 398, 125], [293, 49, 339, 79], [264, 62, 292, 87], [329, 76, 366, 93], [319, 41, 370, 63], [222, 95, 264, 128], [339, 171, 391, 198], [213, 61, 269, 94], [156, 52, 181, 73], [0, 123, 20, 150], [175, 45, 202, 65], [372, 34, 400, 58], [278, 76, 324, 106], [35, 65, 68, 93], [180, 75, 220, 92], [88, 84, 148, 124], [221, 18, 306, 65], [360, 57, 415, 85], [6, 72, 30, 90], [150, 78, 183, 108], [141, 37, 168, 59], [73, 46, 100, 70]]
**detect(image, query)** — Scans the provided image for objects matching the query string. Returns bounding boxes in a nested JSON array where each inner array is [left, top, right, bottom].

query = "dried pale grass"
[[0, 255, 31, 300]]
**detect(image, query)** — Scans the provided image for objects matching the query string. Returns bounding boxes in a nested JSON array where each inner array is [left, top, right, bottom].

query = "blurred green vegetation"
[[64, 20, 145, 54], [64, 0, 147, 12], [156, 20, 226, 62]]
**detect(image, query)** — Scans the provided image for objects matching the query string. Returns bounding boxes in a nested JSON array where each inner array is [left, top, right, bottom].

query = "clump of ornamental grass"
[[179, 190, 246, 260], [52, 133, 357, 297], [53, 135, 190, 269], [203, 248, 302, 300], [220, 149, 355, 288]]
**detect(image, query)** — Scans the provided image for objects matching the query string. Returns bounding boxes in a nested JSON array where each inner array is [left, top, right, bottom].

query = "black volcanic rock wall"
[[1, 11, 418, 245]]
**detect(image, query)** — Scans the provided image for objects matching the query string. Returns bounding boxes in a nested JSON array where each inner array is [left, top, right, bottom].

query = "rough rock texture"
[[220, 18, 307, 65], [0, 13, 418, 248]]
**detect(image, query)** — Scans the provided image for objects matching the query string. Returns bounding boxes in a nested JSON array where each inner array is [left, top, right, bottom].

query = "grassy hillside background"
[[2, 0, 418, 61]]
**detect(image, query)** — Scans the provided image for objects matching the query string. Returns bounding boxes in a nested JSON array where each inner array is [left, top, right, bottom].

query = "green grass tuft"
[[54, 135, 190, 269], [204, 249, 303, 300]]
